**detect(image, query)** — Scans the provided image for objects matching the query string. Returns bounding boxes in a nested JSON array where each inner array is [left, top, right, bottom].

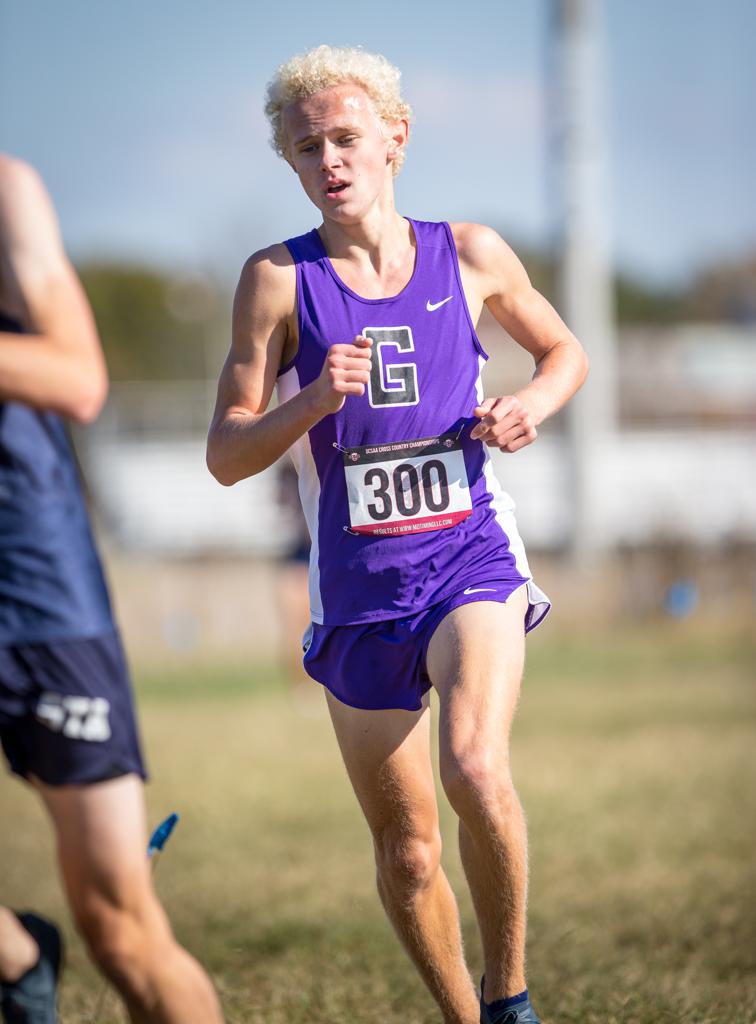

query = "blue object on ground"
[[147, 813, 180, 857], [664, 579, 699, 618]]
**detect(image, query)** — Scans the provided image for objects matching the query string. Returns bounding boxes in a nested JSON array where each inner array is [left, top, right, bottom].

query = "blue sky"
[[1, 0, 754, 287]]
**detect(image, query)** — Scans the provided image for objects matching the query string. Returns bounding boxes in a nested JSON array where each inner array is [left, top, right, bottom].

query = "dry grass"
[[1, 621, 754, 1023]]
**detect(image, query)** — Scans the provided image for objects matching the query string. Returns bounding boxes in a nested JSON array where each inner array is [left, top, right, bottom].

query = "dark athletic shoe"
[[480, 1000, 542, 1024], [479, 978, 541, 1024], [0, 913, 62, 1024]]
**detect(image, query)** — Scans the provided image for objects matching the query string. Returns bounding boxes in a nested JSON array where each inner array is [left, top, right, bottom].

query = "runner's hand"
[[471, 395, 538, 453], [311, 335, 372, 415]]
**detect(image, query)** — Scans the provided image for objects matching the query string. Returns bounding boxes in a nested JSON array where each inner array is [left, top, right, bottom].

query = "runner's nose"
[[320, 140, 342, 172]]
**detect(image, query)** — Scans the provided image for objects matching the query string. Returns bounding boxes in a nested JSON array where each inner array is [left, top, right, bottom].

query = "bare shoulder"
[[449, 221, 529, 301], [235, 241, 296, 316], [231, 242, 297, 368], [0, 153, 39, 193], [0, 154, 63, 267], [0, 157, 69, 319], [449, 222, 521, 273], [0, 155, 50, 222]]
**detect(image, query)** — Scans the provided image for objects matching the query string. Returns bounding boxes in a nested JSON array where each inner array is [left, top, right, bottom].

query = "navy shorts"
[[303, 578, 550, 712], [0, 630, 147, 786]]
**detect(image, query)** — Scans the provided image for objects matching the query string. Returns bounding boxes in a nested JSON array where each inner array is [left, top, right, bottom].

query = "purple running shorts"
[[303, 579, 549, 712]]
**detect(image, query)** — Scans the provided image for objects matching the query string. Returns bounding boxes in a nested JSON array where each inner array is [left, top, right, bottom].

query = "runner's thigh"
[[426, 589, 528, 762], [326, 691, 439, 835], [35, 774, 155, 919]]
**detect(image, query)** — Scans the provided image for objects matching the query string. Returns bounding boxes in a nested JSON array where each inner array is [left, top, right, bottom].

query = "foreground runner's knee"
[[75, 897, 168, 997]]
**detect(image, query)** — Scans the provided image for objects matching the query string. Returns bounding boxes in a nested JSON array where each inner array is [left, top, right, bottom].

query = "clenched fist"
[[311, 335, 373, 415]]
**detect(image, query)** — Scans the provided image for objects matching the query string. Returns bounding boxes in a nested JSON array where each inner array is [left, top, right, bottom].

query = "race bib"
[[341, 433, 473, 537]]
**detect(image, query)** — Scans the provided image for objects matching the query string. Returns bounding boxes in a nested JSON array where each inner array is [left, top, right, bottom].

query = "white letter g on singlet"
[[364, 326, 419, 408]]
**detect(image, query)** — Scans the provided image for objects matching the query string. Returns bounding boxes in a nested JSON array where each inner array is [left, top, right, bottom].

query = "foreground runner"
[[208, 46, 588, 1024], [0, 155, 224, 1024]]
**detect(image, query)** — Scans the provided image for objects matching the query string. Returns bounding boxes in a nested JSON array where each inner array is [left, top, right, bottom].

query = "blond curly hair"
[[265, 45, 413, 174]]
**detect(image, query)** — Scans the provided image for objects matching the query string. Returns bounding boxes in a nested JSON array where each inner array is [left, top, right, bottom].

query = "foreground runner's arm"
[[207, 245, 373, 485], [0, 155, 107, 422], [452, 223, 589, 453]]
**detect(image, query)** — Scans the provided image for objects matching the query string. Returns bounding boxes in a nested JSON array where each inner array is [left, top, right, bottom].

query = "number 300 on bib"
[[342, 434, 473, 537]]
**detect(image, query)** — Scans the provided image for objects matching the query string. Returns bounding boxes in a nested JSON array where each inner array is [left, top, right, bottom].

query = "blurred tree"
[[77, 263, 224, 380], [514, 240, 756, 326], [515, 246, 557, 305], [687, 252, 756, 323], [516, 245, 686, 325], [614, 275, 688, 324]]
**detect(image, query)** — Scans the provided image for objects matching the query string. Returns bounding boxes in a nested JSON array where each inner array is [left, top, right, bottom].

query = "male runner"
[[207, 45, 588, 1024], [0, 154, 224, 1024]]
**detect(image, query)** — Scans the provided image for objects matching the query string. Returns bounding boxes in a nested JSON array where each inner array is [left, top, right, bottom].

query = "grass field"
[[1, 621, 754, 1023]]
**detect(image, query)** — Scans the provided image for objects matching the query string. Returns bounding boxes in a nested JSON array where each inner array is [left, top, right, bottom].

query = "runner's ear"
[[386, 119, 409, 163]]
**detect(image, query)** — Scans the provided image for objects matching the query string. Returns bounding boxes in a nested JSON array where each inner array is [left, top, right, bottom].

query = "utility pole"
[[549, 0, 617, 558]]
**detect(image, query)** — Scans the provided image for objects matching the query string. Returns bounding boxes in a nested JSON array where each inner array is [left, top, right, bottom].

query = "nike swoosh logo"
[[463, 586, 498, 595], [426, 296, 453, 312]]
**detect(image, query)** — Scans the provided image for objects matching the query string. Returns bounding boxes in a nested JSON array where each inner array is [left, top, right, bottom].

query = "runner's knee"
[[441, 746, 514, 817], [74, 896, 168, 997], [373, 826, 442, 894]]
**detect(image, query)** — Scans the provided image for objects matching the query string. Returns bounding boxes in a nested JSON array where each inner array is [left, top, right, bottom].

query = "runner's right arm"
[[207, 246, 372, 485], [0, 155, 107, 422]]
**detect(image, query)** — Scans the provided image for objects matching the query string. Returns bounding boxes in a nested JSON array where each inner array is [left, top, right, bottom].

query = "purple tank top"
[[277, 218, 540, 626]]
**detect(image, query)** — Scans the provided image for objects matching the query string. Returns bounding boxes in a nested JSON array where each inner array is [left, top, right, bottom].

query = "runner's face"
[[284, 84, 399, 222]]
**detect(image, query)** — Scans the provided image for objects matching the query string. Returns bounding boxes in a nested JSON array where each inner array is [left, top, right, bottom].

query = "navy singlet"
[[0, 310, 114, 644]]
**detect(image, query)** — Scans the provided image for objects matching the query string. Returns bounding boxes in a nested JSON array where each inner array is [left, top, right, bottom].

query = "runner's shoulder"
[[0, 155, 49, 227], [449, 222, 527, 294], [235, 242, 296, 319], [0, 153, 38, 192], [449, 222, 517, 271]]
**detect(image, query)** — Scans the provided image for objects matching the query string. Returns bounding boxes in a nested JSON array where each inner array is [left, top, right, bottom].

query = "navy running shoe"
[[479, 978, 541, 1024], [0, 913, 62, 1024]]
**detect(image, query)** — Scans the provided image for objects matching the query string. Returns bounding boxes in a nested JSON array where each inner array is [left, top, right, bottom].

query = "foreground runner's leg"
[[0, 908, 42, 983], [326, 692, 480, 1024], [36, 774, 223, 1024], [426, 589, 539, 1019], [0, 909, 61, 1024]]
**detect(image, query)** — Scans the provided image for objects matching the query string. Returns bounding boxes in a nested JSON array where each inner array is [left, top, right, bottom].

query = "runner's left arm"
[[452, 222, 588, 453]]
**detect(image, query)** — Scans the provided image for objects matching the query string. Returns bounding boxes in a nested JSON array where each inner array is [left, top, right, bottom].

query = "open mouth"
[[326, 183, 348, 195]]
